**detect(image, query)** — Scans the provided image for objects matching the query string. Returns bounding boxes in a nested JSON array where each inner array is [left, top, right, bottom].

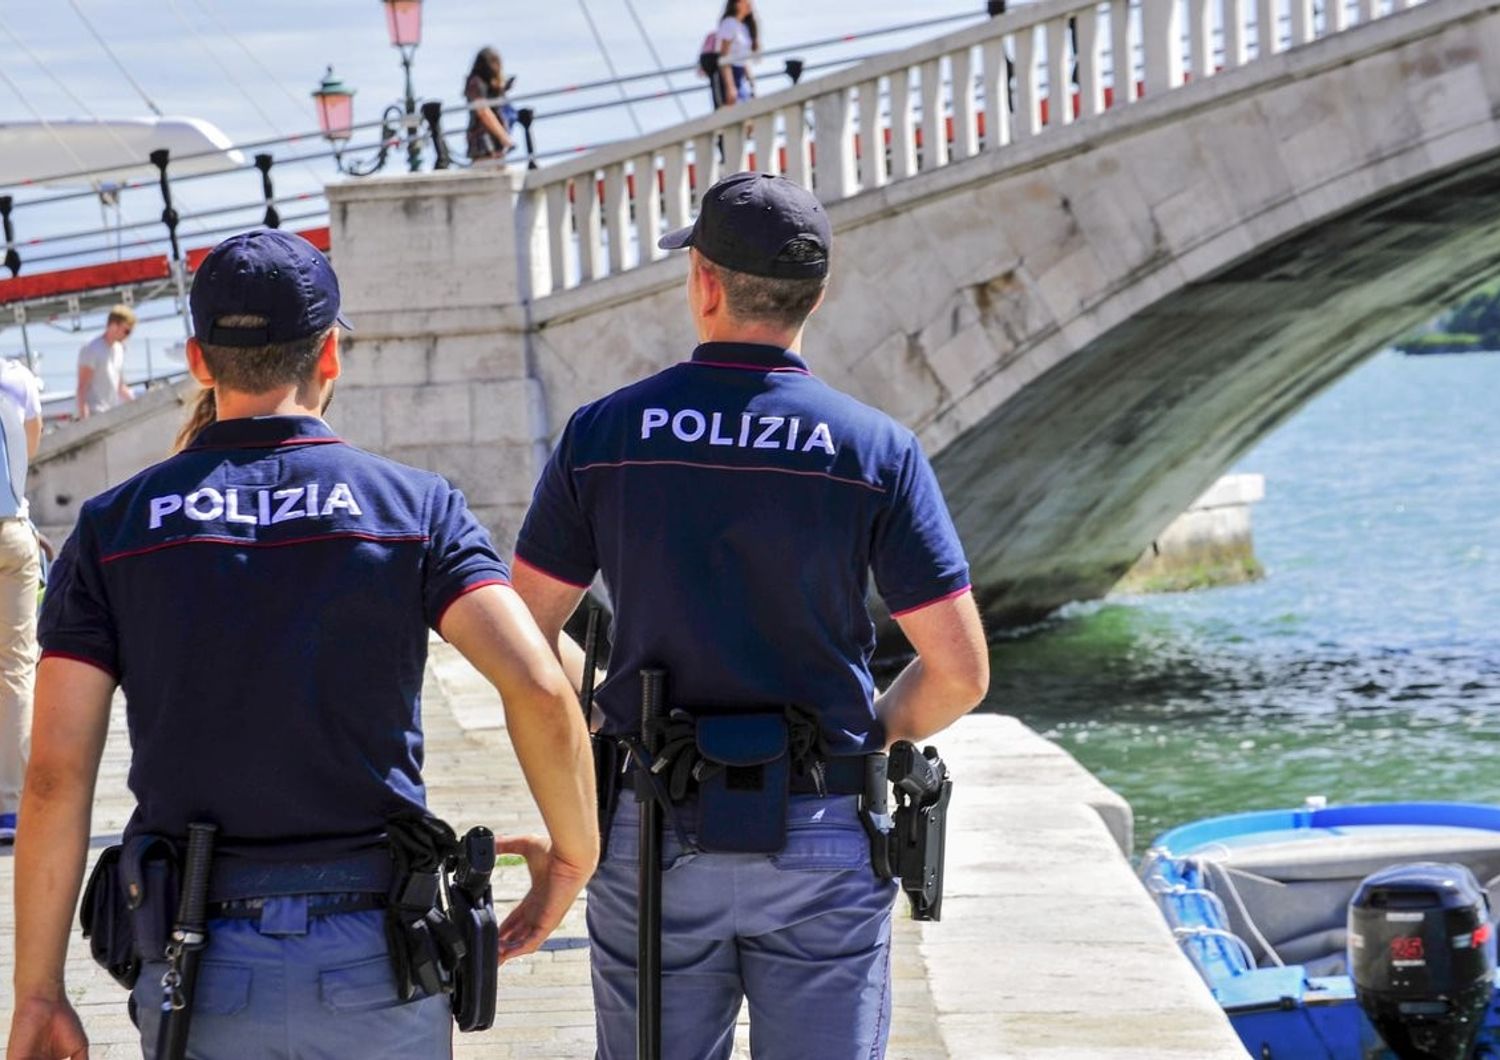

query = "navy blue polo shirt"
[[516, 342, 970, 754], [38, 415, 509, 859]]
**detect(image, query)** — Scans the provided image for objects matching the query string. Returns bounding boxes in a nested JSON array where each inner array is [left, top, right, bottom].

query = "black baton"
[[637, 669, 665, 1060], [579, 606, 601, 724], [157, 821, 217, 1060]]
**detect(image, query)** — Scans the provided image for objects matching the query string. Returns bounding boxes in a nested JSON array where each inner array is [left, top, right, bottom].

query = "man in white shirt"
[[0, 357, 41, 842], [76, 303, 136, 419]]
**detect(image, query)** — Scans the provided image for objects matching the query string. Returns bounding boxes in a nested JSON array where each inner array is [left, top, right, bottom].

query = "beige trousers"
[[0, 519, 39, 814]]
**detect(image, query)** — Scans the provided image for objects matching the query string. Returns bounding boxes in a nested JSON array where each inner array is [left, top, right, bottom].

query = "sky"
[[1, 0, 985, 392]]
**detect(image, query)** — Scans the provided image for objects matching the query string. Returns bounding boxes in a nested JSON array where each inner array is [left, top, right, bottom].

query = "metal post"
[[254, 154, 280, 229], [517, 109, 538, 171], [784, 58, 805, 84], [401, 48, 422, 172], [637, 668, 665, 1060], [988, 0, 1007, 14], [150, 149, 192, 339], [420, 102, 451, 169], [0, 196, 20, 279]]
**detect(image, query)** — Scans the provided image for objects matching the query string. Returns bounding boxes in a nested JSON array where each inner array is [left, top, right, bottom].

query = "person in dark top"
[[465, 46, 517, 162], [6, 229, 598, 1059], [513, 173, 989, 1058]]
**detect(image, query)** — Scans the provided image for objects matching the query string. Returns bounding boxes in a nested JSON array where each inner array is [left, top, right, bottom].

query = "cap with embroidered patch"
[[658, 172, 830, 279], [190, 229, 352, 347]]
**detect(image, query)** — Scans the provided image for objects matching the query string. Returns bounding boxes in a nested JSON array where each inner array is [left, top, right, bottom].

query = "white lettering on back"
[[672, 409, 706, 442], [149, 495, 183, 530], [184, 488, 224, 522], [642, 408, 669, 439]]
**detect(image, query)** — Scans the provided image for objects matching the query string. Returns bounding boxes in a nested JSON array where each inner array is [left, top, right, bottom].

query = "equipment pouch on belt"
[[449, 826, 500, 1032], [694, 711, 790, 853], [80, 844, 141, 989], [385, 815, 466, 1003]]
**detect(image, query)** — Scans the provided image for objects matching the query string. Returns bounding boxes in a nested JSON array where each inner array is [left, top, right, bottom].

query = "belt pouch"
[[695, 712, 789, 853], [119, 835, 180, 965], [79, 845, 140, 989]]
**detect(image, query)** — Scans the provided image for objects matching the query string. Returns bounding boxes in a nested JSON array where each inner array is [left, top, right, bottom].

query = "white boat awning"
[[0, 117, 246, 189]]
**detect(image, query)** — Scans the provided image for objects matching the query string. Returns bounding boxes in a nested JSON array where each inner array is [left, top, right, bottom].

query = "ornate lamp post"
[[312, 0, 431, 176]]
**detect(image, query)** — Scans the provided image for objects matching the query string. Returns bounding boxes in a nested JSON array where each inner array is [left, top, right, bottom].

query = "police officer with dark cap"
[[7, 229, 599, 1060], [513, 173, 990, 1059]]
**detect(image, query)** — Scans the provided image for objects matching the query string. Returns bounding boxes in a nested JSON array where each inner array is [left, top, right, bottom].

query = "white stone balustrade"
[[519, 0, 1420, 297]]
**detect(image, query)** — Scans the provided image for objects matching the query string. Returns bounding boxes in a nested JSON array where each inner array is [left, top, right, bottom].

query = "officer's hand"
[[6, 995, 90, 1059], [495, 834, 592, 963]]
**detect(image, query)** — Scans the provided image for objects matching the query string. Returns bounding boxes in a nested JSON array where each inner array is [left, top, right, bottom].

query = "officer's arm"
[[439, 584, 597, 873], [12, 657, 114, 1011], [510, 562, 592, 690], [877, 591, 989, 746]]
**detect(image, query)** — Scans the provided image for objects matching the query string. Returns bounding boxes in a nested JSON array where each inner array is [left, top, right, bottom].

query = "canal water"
[[985, 349, 1500, 850]]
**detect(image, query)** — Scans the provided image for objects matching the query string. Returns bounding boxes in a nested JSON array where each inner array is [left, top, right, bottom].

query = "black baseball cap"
[[190, 229, 352, 347], [658, 172, 831, 279]]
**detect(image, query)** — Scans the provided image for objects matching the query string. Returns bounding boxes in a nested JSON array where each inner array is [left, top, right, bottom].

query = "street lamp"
[[312, 0, 433, 176]]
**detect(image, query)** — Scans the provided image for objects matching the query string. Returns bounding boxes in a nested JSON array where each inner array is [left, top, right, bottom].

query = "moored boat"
[[1142, 801, 1500, 1058]]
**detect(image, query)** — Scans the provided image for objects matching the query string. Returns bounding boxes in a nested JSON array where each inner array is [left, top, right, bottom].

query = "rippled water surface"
[[982, 350, 1500, 848]]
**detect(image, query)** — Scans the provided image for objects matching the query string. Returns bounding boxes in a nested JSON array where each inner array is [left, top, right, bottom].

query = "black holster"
[[449, 826, 499, 1032], [593, 734, 624, 860], [882, 742, 953, 922]]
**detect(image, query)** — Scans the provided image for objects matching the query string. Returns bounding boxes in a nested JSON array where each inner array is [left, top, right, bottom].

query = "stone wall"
[[1116, 474, 1266, 594]]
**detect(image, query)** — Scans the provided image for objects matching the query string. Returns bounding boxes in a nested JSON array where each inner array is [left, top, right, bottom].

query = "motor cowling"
[[1349, 862, 1496, 1060]]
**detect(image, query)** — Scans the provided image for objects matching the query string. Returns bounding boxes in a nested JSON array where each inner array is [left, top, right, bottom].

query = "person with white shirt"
[[76, 303, 136, 420], [715, 0, 759, 108], [0, 357, 41, 843]]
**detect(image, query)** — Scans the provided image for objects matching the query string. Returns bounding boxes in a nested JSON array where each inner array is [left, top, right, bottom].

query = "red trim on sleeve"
[[888, 584, 972, 619], [512, 553, 592, 590], [432, 577, 511, 630], [39, 650, 118, 680]]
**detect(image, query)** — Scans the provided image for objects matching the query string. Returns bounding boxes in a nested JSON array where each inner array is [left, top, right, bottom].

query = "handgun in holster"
[[448, 826, 499, 1032], [877, 741, 953, 922]]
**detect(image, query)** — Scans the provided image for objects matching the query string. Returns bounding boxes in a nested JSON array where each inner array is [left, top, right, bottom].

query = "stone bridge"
[[31, 0, 1500, 624]]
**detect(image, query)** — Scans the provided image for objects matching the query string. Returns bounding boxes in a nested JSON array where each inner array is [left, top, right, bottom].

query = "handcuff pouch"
[[695, 711, 789, 853]]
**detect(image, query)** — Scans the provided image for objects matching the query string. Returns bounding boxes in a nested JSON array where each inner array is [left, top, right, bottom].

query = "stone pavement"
[[0, 641, 1248, 1058]]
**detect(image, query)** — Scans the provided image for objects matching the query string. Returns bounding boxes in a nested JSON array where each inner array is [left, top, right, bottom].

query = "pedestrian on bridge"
[[7, 229, 599, 1060], [75, 303, 136, 420], [512, 172, 989, 1059]]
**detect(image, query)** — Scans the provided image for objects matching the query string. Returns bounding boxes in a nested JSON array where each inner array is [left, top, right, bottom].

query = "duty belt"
[[625, 752, 871, 797]]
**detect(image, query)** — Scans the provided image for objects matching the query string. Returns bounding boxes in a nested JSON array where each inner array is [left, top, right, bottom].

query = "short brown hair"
[[107, 304, 137, 328], [198, 314, 329, 394], [703, 239, 827, 331]]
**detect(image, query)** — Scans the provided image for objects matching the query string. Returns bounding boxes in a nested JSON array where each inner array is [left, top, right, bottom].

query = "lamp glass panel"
[[384, 0, 423, 47], [316, 91, 355, 142]]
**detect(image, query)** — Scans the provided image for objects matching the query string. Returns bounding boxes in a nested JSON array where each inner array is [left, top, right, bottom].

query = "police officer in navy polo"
[[7, 229, 599, 1060], [513, 173, 990, 1059]]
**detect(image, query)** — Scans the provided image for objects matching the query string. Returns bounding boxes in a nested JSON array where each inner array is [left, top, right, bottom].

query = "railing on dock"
[[519, 0, 1424, 297]]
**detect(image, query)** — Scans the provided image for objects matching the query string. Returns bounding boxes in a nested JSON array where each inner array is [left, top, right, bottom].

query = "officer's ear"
[[184, 338, 215, 387], [317, 327, 343, 383], [690, 251, 723, 318]]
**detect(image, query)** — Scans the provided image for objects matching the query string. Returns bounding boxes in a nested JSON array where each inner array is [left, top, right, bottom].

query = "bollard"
[[254, 154, 280, 229]]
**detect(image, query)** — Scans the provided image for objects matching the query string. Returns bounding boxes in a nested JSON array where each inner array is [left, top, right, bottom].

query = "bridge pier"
[[325, 168, 548, 547]]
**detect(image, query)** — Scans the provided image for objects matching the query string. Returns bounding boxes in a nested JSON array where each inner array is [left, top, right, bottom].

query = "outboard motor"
[[1349, 863, 1496, 1060]]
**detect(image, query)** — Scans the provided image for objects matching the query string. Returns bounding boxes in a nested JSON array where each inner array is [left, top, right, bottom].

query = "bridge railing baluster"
[[855, 79, 887, 189], [576, 170, 604, 284], [1109, 0, 1139, 105], [812, 88, 859, 201], [1076, 5, 1106, 117], [781, 105, 811, 189], [1142, 0, 1186, 95], [1224, 0, 1249, 67], [980, 36, 1013, 149], [1015, 28, 1043, 137], [1046, 17, 1075, 126], [603, 165, 629, 275], [1189, 0, 1215, 78], [888, 68, 919, 180], [951, 50, 980, 162], [632, 152, 662, 268], [1256, 0, 1279, 57], [661, 145, 691, 233], [919, 59, 949, 171]]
